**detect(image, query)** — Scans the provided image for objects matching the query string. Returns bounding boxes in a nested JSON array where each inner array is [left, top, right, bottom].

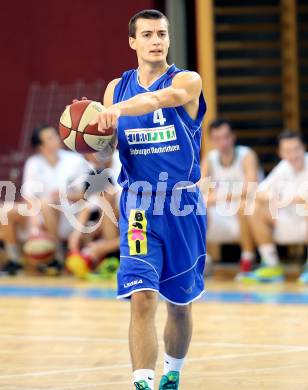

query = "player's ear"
[[129, 37, 136, 51]]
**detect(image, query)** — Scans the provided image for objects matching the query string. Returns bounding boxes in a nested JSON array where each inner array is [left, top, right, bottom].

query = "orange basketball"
[[59, 100, 114, 153]]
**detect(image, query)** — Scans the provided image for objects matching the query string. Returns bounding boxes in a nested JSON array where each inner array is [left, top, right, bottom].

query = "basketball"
[[23, 234, 56, 263], [59, 100, 114, 153]]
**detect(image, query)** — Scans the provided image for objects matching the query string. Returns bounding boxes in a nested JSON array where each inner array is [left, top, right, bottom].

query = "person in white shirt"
[[67, 151, 122, 264], [243, 131, 308, 283], [0, 125, 89, 276], [201, 119, 261, 276]]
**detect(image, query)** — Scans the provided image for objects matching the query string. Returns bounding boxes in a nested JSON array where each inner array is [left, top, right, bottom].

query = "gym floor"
[[0, 277, 308, 390]]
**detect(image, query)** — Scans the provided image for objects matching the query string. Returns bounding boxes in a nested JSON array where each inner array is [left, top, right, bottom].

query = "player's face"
[[210, 125, 235, 154], [279, 138, 305, 170], [129, 18, 170, 64], [39, 127, 61, 155]]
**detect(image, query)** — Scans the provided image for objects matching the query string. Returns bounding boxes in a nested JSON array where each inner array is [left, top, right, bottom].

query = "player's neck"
[[220, 149, 235, 167], [41, 151, 59, 166], [137, 61, 170, 88]]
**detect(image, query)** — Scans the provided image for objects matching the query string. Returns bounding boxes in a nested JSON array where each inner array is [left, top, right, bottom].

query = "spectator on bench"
[[0, 125, 89, 276], [242, 130, 308, 283], [201, 119, 262, 277]]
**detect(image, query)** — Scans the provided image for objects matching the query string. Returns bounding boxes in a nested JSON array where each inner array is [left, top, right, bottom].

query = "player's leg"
[[117, 190, 163, 389], [298, 210, 308, 283], [237, 200, 256, 274], [0, 204, 26, 275], [40, 199, 60, 239], [39, 199, 64, 274], [158, 188, 206, 389], [130, 291, 158, 389], [160, 302, 192, 388], [241, 200, 283, 282]]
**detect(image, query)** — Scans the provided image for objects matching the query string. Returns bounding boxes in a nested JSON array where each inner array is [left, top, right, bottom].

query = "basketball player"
[[202, 119, 261, 276], [243, 131, 308, 283], [91, 9, 206, 390]]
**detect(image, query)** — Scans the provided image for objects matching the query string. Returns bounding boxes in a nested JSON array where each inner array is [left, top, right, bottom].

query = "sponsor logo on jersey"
[[124, 279, 143, 288], [124, 125, 177, 145], [128, 210, 148, 255]]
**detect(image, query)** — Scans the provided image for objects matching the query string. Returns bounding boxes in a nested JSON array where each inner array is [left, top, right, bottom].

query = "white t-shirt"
[[208, 145, 260, 200], [258, 153, 308, 203], [22, 150, 89, 199], [208, 145, 251, 183]]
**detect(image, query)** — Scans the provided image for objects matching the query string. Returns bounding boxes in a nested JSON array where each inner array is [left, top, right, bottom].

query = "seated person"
[[0, 125, 89, 276], [243, 131, 308, 283], [67, 151, 121, 277], [201, 119, 261, 275]]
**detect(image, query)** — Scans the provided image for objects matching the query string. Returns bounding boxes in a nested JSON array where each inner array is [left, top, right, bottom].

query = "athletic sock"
[[258, 243, 279, 267], [6, 244, 21, 264], [164, 353, 185, 374], [241, 251, 255, 262], [133, 369, 154, 389]]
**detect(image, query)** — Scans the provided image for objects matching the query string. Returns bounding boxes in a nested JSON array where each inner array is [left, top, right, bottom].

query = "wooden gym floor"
[[0, 276, 308, 389]]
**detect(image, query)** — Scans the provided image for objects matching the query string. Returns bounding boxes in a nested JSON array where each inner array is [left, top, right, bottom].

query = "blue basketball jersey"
[[113, 64, 206, 191]]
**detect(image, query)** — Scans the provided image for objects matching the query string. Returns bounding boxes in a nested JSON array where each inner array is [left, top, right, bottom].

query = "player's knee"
[[167, 302, 192, 319], [131, 290, 158, 317], [7, 205, 23, 223]]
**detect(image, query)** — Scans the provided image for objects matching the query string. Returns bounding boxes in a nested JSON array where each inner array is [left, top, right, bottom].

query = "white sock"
[[241, 251, 255, 262], [164, 353, 185, 374], [133, 369, 154, 389], [6, 244, 21, 263], [258, 243, 279, 267]]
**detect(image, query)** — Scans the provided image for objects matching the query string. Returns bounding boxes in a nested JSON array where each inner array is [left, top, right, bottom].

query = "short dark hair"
[[128, 9, 169, 38], [278, 130, 304, 144], [30, 125, 53, 149], [209, 119, 233, 133]]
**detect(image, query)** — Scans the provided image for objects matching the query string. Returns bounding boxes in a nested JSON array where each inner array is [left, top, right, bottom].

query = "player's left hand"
[[90, 106, 121, 132]]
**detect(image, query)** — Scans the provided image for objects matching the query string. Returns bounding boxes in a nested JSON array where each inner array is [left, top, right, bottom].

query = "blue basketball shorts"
[[117, 186, 207, 305]]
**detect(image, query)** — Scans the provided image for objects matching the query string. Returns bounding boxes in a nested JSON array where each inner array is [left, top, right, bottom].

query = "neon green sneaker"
[[96, 256, 119, 280], [298, 265, 308, 284], [159, 371, 180, 389], [85, 257, 119, 281], [134, 380, 151, 389], [238, 264, 284, 283]]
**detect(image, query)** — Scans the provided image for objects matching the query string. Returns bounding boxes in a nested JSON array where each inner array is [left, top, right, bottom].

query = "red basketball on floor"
[[59, 100, 114, 153]]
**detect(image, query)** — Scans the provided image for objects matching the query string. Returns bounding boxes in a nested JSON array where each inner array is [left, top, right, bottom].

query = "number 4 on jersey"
[[153, 109, 166, 126]]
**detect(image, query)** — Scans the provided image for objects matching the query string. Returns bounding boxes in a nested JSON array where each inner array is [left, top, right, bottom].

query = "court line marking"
[[42, 363, 308, 389], [0, 334, 307, 350], [1, 348, 308, 380]]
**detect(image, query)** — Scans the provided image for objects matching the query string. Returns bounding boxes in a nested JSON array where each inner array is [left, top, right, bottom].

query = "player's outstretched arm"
[[95, 72, 202, 131]]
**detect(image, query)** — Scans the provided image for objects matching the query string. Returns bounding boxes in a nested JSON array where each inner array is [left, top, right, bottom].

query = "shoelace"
[[134, 382, 149, 390]]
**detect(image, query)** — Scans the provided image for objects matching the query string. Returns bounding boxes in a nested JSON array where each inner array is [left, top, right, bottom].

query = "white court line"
[[0, 335, 127, 344], [0, 334, 307, 351], [1, 348, 308, 380], [0, 364, 131, 380], [44, 363, 308, 389]]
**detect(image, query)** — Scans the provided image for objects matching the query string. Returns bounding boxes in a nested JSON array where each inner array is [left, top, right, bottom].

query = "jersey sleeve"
[[258, 161, 286, 192]]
